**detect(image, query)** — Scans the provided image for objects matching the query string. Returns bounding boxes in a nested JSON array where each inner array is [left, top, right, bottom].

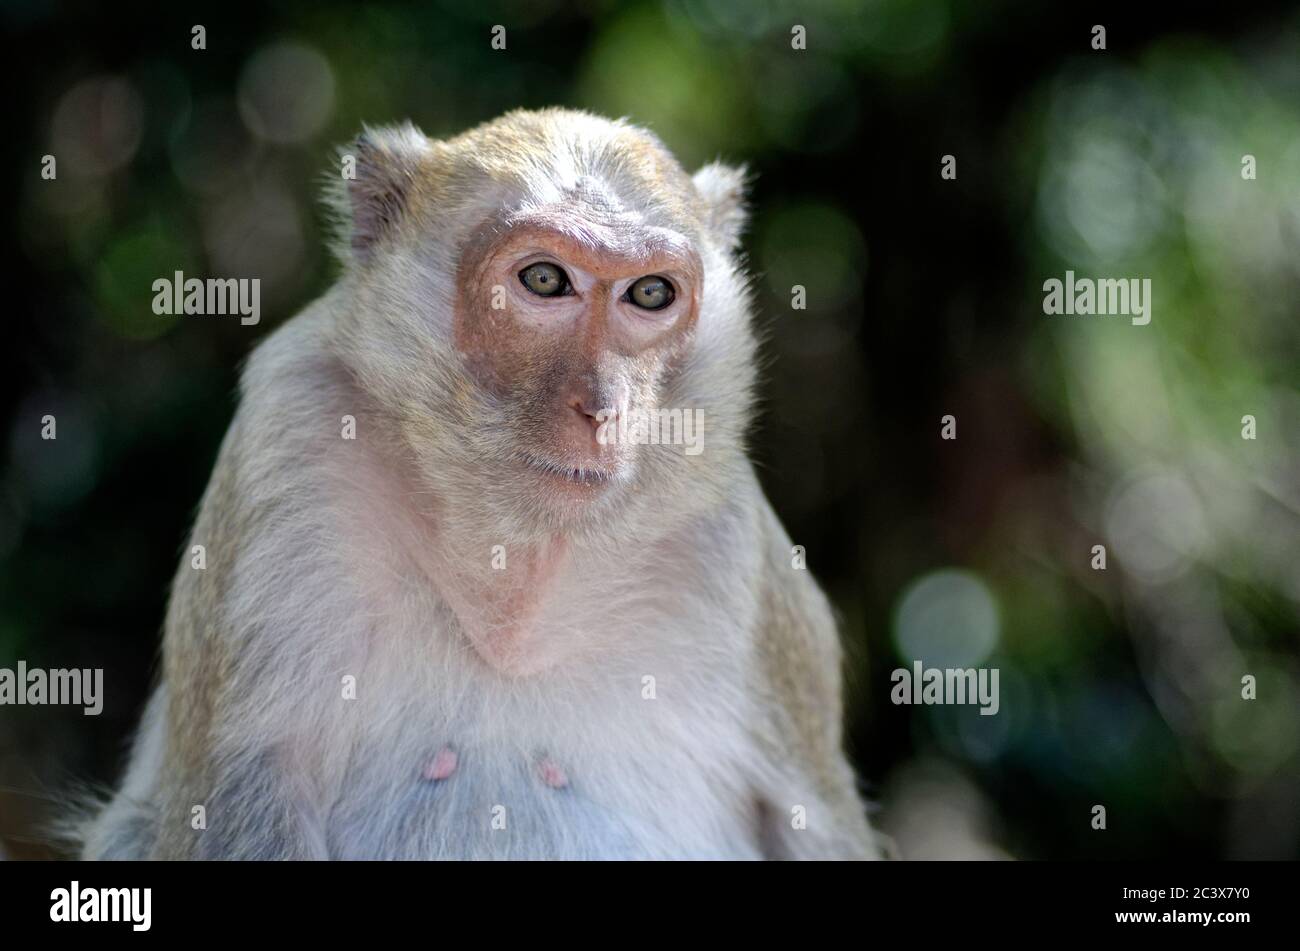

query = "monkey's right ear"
[[332, 123, 432, 263], [692, 162, 749, 252]]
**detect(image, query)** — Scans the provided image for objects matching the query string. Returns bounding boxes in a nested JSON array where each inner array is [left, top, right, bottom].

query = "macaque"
[[81, 109, 876, 859]]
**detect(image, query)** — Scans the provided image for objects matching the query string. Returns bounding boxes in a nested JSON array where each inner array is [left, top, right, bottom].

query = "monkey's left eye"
[[625, 275, 675, 311], [519, 262, 570, 297]]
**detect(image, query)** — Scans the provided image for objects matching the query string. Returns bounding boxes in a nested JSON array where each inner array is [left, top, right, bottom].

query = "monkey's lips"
[[518, 450, 620, 489]]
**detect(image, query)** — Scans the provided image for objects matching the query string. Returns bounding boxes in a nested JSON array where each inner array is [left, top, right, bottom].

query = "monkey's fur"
[[81, 109, 876, 859]]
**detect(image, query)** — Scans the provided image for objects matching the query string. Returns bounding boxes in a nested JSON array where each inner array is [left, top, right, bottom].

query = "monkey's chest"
[[329, 757, 759, 859], [324, 672, 764, 859], [319, 563, 767, 859]]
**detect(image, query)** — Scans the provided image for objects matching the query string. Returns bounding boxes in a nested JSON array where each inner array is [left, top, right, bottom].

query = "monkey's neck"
[[427, 530, 574, 676], [346, 408, 603, 675]]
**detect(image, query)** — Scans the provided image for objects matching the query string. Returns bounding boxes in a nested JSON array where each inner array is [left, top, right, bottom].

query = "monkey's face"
[[334, 111, 755, 541], [452, 204, 702, 511]]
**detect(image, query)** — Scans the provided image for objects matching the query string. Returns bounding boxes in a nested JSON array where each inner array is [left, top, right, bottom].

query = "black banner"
[[1, 860, 1288, 938]]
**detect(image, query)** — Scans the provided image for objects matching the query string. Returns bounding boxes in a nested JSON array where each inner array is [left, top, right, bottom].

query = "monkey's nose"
[[568, 397, 602, 432]]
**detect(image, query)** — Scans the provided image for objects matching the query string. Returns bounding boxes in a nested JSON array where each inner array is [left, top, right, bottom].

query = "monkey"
[[79, 108, 877, 860]]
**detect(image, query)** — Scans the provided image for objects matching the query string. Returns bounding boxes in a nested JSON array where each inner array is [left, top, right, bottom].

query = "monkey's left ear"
[[692, 162, 749, 251]]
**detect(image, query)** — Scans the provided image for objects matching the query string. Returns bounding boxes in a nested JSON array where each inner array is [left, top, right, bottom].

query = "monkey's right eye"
[[519, 263, 570, 297]]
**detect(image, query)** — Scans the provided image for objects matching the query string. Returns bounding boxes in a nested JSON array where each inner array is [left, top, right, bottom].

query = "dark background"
[[2, 0, 1298, 859]]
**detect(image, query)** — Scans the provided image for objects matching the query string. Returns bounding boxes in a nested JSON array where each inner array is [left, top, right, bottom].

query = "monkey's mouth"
[[519, 450, 618, 487]]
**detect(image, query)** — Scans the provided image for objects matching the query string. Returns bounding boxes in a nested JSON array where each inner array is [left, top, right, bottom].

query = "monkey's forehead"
[[447, 109, 705, 235]]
